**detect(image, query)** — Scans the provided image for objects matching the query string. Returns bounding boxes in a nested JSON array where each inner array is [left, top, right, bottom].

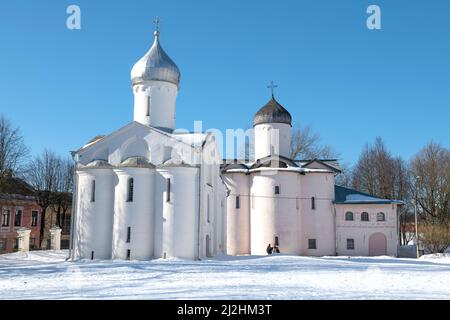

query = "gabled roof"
[[75, 121, 208, 155], [220, 163, 250, 173], [221, 155, 337, 174], [298, 159, 341, 173], [251, 154, 298, 169], [0, 176, 36, 201], [334, 185, 403, 205]]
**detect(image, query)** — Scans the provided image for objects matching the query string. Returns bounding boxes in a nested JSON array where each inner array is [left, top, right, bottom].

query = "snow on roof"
[[223, 166, 335, 174], [334, 185, 403, 205], [295, 159, 341, 172], [345, 194, 390, 203], [171, 132, 208, 147]]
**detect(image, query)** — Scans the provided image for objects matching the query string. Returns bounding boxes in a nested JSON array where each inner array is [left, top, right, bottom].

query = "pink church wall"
[[335, 204, 398, 256], [299, 173, 336, 256], [250, 171, 301, 255]]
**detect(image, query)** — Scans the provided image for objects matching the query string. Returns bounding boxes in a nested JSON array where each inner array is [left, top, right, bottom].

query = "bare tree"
[[352, 137, 414, 245], [419, 223, 450, 253], [393, 157, 414, 245], [26, 150, 61, 248], [411, 142, 450, 224], [51, 158, 74, 231], [335, 161, 353, 188], [0, 115, 29, 183], [290, 125, 339, 160], [352, 137, 398, 199]]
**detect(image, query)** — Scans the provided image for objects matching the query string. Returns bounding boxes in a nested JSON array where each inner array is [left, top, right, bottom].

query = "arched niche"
[[120, 137, 150, 162]]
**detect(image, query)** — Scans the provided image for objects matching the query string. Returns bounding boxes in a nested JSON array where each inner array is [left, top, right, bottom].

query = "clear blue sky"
[[0, 0, 449, 165]]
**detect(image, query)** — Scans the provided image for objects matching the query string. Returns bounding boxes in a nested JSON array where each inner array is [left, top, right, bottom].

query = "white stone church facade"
[[70, 29, 227, 261], [70, 29, 402, 261]]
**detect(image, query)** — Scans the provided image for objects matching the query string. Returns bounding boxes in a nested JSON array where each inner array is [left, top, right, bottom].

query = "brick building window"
[[30, 238, 36, 249], [1, 209, 10, 227], [0, 240, 7, 251], [311, 197, 316, 210], [62, 216, 71, 234], [14, 210, 22, 227], [31, 211, 38, 227]]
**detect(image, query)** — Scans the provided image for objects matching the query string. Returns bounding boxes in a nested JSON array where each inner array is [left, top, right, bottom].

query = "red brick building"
[[0, 176, 41, 254]]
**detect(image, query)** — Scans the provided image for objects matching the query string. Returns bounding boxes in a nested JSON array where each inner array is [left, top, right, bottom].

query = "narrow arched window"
[[345, 211, 354, 221], [146, 96, 150, 116], [377, 212, 385, 221], [126, 227, 131, 243], [207, 195, 211, 223], [91, 180, 96, 202], [166, 178, 171, 202], [274, 186, 280, 195], [127, 178, 134, 202], [361, 212, 369, 221]]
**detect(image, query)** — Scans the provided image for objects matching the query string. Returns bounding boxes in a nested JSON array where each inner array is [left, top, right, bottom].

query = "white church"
[[70, 26, 402, 261]]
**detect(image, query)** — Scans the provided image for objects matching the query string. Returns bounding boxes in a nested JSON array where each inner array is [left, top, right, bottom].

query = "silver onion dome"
[[253, 96, 292, 126], [131, 30, 180, 86]]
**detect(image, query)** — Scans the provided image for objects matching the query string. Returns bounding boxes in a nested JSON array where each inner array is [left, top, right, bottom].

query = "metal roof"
[[334, 185, 403, 205], [253, 96, 292, 126], [131, 31, 180, 86]]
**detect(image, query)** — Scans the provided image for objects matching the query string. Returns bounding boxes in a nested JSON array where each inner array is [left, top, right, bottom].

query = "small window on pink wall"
[[361, 212, 369, 221], [345, 211, 354, 221]]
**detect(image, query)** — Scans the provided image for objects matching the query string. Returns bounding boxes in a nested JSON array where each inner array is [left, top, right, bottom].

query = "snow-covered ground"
[[1, 250, 449, 299]]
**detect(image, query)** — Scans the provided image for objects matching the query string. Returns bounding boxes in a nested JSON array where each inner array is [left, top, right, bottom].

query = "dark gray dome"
[[253, 96, 292, 126]]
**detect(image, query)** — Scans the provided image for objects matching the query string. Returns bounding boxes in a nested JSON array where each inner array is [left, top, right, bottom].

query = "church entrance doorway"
[[369, 233, 387, 256]]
